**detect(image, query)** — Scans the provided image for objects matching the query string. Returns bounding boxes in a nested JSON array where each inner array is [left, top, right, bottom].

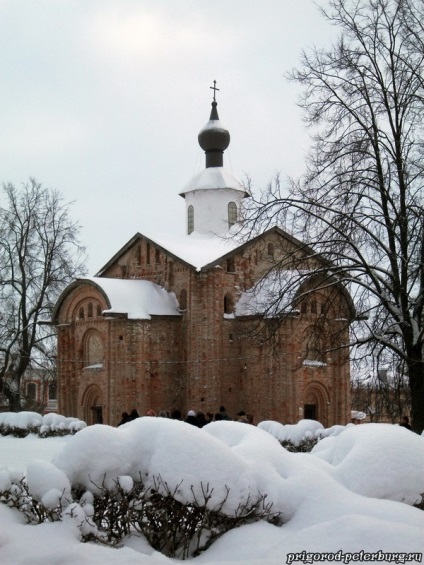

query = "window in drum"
[[228, 201, 237, 227], [188, 205, 194, 234]]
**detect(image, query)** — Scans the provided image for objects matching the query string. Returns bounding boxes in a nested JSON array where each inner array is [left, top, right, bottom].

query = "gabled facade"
[[53, 95, 353, 426]]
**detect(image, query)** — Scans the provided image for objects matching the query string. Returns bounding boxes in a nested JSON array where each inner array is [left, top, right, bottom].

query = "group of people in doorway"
[[117, 405, 253, 427]]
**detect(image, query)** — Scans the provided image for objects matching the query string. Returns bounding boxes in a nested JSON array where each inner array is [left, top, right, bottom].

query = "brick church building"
[[53, 93, 354, 427]]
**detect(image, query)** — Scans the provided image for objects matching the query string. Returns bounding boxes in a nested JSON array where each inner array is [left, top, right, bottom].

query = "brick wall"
[[55, 232, 351, 427]]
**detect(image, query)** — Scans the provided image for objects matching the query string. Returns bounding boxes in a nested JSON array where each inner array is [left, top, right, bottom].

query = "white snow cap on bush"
[[257, 419, 324, 445], [0, 469, 12, 492], [0, 412, 42, 429], [311, 423, 424, 504], [26, 460, 72, 508], [53, 418, 263, 514], [0, 412, 86, 435], [64, 502, 101, 538]]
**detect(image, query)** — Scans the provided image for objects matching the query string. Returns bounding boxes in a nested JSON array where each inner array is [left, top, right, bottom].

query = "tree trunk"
[[407, 352, 424, 434], [8, 388, 22, 412], [0, 373, 23, 412]]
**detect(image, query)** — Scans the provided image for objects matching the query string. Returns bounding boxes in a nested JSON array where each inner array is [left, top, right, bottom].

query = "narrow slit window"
[[227, 257, 235, 272], [224, 293, 234, 314], [179, 289, 187, 310], [228, 202, 237, 227], [188, 205, 194, 235]]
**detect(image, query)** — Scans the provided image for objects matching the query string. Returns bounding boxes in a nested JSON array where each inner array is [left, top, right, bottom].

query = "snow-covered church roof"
[[96, 224, 314, 276], [60, 277, 181, 320], [141, 229, 242, 272], [180, 167, 249, 197]]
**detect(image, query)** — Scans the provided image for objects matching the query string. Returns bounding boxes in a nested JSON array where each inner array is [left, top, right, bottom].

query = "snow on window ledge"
[[84, 363, 103, 370], [302, 360, 327, 367]]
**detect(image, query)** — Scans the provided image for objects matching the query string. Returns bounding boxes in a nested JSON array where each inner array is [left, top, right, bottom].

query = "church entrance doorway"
[[304, 404, 317, 420], [92, 406, 103, 424], [81, 384, 103, 425], [303, 382, 330, 426]]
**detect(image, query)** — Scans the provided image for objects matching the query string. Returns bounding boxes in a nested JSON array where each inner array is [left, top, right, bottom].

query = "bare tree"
[[241, 0, 424, 431], [0, 179, 86, 411], [351, 352, 411, 423]]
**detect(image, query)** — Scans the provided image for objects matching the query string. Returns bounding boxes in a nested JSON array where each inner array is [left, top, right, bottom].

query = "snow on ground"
[[0, 434, 73, 474], [0, 418, 423, 565]]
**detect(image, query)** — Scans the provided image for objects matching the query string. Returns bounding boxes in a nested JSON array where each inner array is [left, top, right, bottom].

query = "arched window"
[[27, 383, 36, 401], [310, 299, 317, 314], [136, 245, 142, 265], [96, 304, 102, 317], [228, 202, 237, 227], [303, 327, 326, 364], [188, 205, 194, 235], [168, 261, 174, 286], [84, 330, 104, 368], [226, 257, 235, 272], [146, 243, 151, 265], [267, 243, 275, 258], [87, 303, 93, 318], [155, 248, 161, 264], [79, 306, 85, 319], [224, 293, 234, 314], [49, 382, 57, 400], [179, 289, 187, 310]]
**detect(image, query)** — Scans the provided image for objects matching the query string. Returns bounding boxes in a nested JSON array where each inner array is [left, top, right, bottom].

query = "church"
[[53, 90, 354, 427]]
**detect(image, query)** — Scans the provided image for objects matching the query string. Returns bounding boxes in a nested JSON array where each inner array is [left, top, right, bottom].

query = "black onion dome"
[[198, 102, 230, 167]]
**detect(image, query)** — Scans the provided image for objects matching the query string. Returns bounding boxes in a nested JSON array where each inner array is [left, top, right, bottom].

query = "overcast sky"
[[0, 0, 334, 274]]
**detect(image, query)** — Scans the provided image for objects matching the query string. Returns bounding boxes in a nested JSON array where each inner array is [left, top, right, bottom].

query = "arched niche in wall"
[[302, 324, 328, 365], [83, 329, 104, 368]]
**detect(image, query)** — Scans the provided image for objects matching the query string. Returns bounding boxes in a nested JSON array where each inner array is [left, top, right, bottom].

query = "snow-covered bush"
[[0, 412, 86, 438], [0, 419, 282, 559], [258, 419, 325, 452], [311, 423, 424, 505], [281, 435, 319, 452], [0, 411, 43, 437], [2, 418, 423, 561], [38, 414, 86, 437], [0, 469, 278, 559]]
